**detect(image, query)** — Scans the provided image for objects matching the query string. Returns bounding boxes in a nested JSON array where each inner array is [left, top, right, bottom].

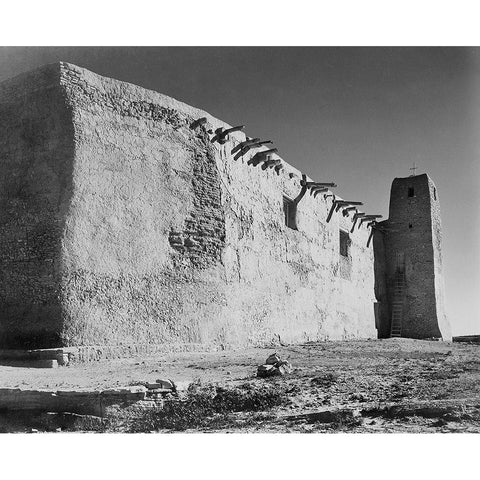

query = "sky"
[[1, 46, 479, 335]]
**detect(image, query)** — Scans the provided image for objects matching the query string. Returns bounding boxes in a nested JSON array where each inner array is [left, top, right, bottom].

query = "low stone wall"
[[0, 342, 227, 364], [0, 386, 149, 417]]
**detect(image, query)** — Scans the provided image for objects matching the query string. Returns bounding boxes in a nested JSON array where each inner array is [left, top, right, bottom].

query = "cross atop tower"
[[409, 162, 417, 176]]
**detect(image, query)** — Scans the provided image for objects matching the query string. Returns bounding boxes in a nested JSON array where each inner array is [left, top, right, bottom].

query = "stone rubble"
[[257, 353, 293, 378]]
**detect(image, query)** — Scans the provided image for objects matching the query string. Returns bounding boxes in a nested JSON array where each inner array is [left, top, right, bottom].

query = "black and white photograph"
[[0, 2, 478, 479]]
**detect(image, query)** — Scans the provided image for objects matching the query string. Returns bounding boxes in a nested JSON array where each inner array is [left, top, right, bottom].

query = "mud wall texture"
[[0, 64, 74, 348], [379, 174, 451, 340], [1, 62, 377, 349]]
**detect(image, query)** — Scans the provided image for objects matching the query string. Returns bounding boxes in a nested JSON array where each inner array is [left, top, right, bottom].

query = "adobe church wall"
[[58, 63, 377, 347], [0, 64, 75, 348], [0, 62, 378, 349]]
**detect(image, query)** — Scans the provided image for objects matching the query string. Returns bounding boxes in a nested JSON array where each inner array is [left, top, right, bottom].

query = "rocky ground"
[[1, 338, 479, 433]]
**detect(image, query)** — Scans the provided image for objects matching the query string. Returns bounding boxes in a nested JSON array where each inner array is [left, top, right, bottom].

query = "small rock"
[[257, 364, 275, 376], [145, 379, 175, 390], [277, 361, 293, 374], [258, 354, 293, 377], [266, 353, 282, 365]]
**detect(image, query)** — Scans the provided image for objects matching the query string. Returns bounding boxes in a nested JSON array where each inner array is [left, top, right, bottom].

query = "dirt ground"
[[1, 338, 480, 433]]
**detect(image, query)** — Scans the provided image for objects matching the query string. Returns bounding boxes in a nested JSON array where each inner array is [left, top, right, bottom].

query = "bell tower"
[[377, 173, 451, 340]]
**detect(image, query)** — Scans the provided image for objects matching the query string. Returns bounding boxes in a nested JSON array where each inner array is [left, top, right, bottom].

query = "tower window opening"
[[283, 196, 297, 230], [339, 230, 350, 257], [408, 187, 414, 197]]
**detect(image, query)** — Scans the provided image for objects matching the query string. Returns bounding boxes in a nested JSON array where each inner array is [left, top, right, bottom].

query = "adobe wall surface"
[[380, 174, 451, 340], [0, 62, 378, 349], [0, 64, 74, 348]]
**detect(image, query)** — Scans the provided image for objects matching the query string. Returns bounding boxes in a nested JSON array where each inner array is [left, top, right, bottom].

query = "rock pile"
[[257, 353, 293, 378]]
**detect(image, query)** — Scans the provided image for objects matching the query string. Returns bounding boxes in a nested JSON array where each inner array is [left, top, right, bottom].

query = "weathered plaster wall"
[[0, 62, 378, 349], [430, 179, 451, 339], [0, 64, 74, 348], [57, 63, 377, 347], [380, 174, 451, 340]]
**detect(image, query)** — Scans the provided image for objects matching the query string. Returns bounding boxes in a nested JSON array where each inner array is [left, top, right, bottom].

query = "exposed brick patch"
[[169, 146, 226, 268]]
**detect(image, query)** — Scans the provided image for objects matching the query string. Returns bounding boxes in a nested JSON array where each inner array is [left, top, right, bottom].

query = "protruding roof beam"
[[326, 202, 338, 223], [334, 200, 363, 212], [242, 139, 273, 152], [353, 212, 367, 221], [231, 137, 260, 155], [342, 206, 357, 217], [367, 227, 375, 248], [213, 125, 245, 144], [261, 158, 282, 170], [247, 148, 278, 166], [359, 215, 383, 228], [314, 189, 328, 198], [311, 187, 329, 198], [350, 212, 366, 233], [233, 139, 273, 156], [233, 139, 274, 160], [301, 181, 337, 188]]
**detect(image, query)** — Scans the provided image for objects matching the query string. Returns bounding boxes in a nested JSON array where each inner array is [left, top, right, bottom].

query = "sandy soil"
[[1, 338, 479, 432]]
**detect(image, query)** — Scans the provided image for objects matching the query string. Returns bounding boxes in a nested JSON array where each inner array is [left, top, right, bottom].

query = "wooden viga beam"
[[358, 215, 383, 228], [232, 139, 273, 156], [213, 125, 245, 144], [247, 148, 279, 167], [309, 186, 335, 196], [366, 220, 380, 247], [353, 212, 368, 221], [233, 140, 274, 161], [326, 199, 363, 225], [261, 158, 282, 170], [342, 206, 357, 216], [312, 187, 329, 198], [326, 198, 360, 223], [350, 212, 366, 233], [367, 227, 375, 248], [301, 181, 337, 188], [231, 138, 260, 155], [334, 200, 363, 212]]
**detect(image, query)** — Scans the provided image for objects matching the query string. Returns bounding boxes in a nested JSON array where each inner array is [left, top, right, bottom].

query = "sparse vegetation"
[[125, 382, 287, 432]]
